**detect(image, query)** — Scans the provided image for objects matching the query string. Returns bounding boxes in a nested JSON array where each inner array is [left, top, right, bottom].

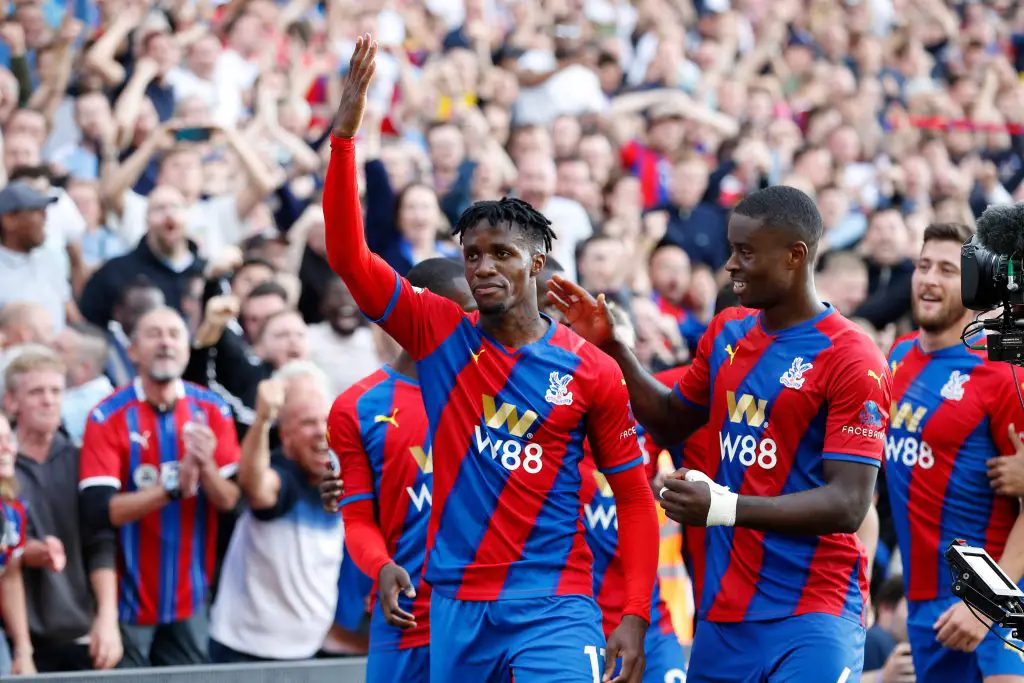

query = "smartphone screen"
[[175, 127, 213, 143]]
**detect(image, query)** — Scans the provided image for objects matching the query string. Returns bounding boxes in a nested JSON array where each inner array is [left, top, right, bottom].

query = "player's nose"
[[473, 254, 499, 275]]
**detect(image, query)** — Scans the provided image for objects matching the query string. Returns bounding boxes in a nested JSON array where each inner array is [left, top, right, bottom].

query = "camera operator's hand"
[[987, 424, 1024, 497], [933, 601, 989, 652]]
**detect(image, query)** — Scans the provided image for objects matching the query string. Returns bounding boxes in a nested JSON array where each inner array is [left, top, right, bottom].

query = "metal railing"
[[9, 658, 368, 682], [15, 645, 693, 681]]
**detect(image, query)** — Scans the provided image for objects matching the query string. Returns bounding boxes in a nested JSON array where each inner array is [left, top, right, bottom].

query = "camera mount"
[[947, 540, 1024, 639]]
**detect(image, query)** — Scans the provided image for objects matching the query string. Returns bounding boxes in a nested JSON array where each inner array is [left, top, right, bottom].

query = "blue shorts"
[[908, 598, 1024, 683], [429, 592, 606, 683], [607, 626, 687, 683], [687, 614, 865, 682], [367, 644, 429, 683]]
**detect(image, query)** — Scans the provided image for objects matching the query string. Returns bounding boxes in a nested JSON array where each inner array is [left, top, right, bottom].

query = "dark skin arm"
[[661, 460, 877, 535], [317, 470, 417, 629], [546, 276, 708, 445]]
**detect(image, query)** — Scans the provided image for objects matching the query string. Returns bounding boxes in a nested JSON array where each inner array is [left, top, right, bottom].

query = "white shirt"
[[306, 323, 382, 398], [209, 455, 344, 660], [164, 66, 246, 129], [514, 52, 607, 126], [0, 245, 70, 331], [542, 196, 594, 283]]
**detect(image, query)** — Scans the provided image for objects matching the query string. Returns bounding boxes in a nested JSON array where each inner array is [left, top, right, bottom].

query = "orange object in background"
[[655, 450, 694, 645]]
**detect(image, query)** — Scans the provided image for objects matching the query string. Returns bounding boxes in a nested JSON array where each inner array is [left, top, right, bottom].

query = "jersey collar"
[[133, 377, 185, 412]]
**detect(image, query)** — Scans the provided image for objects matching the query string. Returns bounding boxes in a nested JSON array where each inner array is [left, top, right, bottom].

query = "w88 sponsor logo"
[[719, 432, 778, 470], [886, 435, 934, 469], [475, 395, 544, 474]]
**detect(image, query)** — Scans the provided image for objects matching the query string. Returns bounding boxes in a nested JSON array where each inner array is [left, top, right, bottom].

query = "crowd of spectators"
[[0, 0, 1021, 674]]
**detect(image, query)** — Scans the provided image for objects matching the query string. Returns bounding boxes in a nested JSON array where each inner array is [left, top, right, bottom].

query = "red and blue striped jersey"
[[327, 366, 432, 650], [675, 306, 890, 624], [886, 333, 1023, 602], [79, 379, 241, 625], [580, 452, 673, 638], [367, 275, 644, 601], [621, 140, 670, 209], [0, 497, 27, 572]]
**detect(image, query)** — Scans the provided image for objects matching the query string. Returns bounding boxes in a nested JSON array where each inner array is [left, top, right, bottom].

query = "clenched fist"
[[256, 379, 286, 423]]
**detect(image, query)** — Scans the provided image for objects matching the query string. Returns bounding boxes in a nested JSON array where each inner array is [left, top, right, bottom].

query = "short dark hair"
[[874, 575, 905, 610], [649, 239, 687, 264], [923, 222, 973, 247], [232, 258, 276, 282], [116, 275, 159, 307], [407, 257, 465, 297], [453, 197, 557, 255], [577, 233, 618, 259], [246, 280, 289, 303], [254, 308, 302, 343], [734, 185, 824, 254]]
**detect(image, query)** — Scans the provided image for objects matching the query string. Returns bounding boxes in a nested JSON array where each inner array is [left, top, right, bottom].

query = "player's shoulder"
[[88, 384, 140, 425], [332, 367, 395, 411], [887, 331, 919, 359], [708, 306, 759, 333], [552, 323, 622, 379], [820, 313, 885, 352]]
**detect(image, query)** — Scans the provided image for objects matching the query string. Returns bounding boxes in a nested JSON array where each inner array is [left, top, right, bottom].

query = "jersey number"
[[584, 645, 605, 683]]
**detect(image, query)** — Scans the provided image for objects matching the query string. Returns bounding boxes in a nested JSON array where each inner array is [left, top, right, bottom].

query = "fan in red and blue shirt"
[[78, 351, 240, 670], [325, 257, 476, 682], [548, 186, 891, 683], [884, 222, 1024, 683], [325, 38, 659, 683]]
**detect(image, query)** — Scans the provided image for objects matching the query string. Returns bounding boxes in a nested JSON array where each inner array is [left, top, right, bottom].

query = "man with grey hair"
[[54, 324, 114, 446], [208, 361, 343, 663], [78, 306, 240, 668]]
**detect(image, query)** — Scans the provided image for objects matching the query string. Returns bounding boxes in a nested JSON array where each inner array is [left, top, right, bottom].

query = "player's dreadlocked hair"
[[452, 197, 558, 254]]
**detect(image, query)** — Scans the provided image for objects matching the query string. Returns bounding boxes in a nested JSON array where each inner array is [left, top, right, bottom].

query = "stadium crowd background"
[[0, 0, 1020, 675]]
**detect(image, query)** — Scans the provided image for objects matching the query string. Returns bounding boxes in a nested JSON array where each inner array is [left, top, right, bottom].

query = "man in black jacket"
[[78, 186, 206, 328]]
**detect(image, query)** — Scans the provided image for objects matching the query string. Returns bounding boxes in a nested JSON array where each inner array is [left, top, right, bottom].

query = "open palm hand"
[[333, 34, 378, 138], [545, 275, 616, 348]]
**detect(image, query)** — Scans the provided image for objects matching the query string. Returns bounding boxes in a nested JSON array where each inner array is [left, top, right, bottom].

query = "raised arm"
[[323, 33, 465, 361], [238, 380, 284, 510], [546, 275, 707, 446], [323, 34, 402, 320]]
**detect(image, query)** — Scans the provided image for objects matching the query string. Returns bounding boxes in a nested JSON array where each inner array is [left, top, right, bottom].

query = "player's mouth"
[[918, 291, 943, 304], [731, 279, 747, 295], [473, 283, 504, 297]]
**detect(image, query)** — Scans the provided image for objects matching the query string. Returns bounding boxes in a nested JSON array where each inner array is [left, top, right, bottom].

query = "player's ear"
[[789, 241, 808, 270], [530, 252, 546, 277]]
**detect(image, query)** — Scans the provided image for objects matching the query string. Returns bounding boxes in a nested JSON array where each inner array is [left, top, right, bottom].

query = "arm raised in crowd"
[[238, 379, 285, 510]]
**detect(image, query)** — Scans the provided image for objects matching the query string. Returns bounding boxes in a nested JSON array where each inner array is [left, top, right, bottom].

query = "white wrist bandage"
[[684, 470, 738, 527]]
